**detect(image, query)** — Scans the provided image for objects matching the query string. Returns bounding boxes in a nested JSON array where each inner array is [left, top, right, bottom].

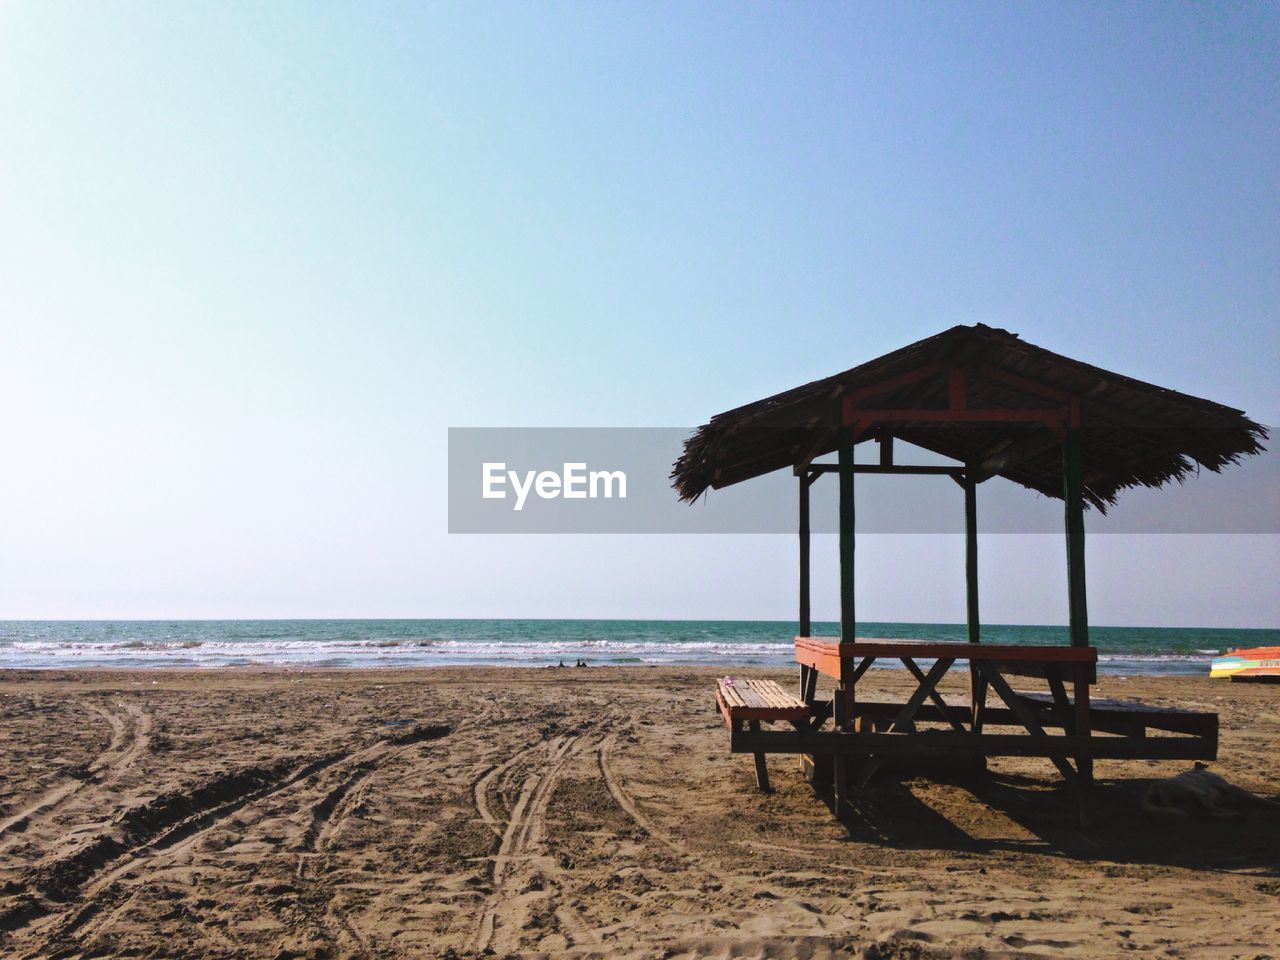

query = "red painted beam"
[[843, 365, 948, 405], [978, 365, 1075, 404], [843, 404, 1069, 427]]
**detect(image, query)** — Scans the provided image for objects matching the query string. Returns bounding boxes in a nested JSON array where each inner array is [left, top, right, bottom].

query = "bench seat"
[[824, 693, 1216, 743], [715, 678, 810, 792], [1012, 691, 1218, 740], [716, 677, 809, 726]]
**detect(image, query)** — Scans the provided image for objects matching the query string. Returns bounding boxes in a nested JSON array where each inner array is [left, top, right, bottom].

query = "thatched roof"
[[672, 324, 1267, 511]]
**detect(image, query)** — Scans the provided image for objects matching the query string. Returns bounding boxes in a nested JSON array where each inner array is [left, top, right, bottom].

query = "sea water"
[[1, 620, 1275, 675]]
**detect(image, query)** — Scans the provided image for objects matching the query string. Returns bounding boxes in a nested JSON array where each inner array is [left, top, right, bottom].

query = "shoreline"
[[6, 619, 1273, 677]]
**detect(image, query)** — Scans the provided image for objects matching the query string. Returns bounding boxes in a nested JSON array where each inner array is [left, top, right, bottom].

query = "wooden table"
[[722, 636, 1217, 825]]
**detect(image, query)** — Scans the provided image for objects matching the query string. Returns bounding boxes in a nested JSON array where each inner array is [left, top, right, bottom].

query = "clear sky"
[[1, 2, 1276, 625]]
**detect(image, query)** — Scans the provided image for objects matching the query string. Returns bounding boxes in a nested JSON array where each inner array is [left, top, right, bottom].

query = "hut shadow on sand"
[[809, 769, 1280, 875]]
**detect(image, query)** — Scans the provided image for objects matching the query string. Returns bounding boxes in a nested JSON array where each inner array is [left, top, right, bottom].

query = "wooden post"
[[799, 473, 811, 638], [1064, 426, 1092, 823], [799, 472, 812, 704], [839, 428, 856, 644], [1063, 429, 1089, 648], [879, 435, 894, 467], [1074, 663, 1093, 826], [964, 472, 979, 644], [834, 427, 855, 820], [749, 720, 771, 792], [964, 470, 985, 738]]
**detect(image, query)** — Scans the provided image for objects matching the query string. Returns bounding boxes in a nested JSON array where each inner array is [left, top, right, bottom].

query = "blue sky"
[[1, 2, 1276, 624]]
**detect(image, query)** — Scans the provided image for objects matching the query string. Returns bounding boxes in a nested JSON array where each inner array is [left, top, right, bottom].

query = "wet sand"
[[0, 666, 1277, 959]]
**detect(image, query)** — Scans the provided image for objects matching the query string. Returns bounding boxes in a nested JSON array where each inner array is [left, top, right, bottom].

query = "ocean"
[[0, 619, 1274, 675]]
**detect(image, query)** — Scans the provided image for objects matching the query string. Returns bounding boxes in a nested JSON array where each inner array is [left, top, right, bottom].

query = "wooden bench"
[[716, 677, 810, 792], [1012, 691, 1218, 748]]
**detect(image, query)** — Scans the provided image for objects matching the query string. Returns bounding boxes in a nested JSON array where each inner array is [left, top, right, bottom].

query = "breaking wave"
[[2, 619, 1274, 675]]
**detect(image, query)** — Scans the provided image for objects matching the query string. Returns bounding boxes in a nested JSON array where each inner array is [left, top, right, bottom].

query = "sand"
[[0, 666, 1277, 959]]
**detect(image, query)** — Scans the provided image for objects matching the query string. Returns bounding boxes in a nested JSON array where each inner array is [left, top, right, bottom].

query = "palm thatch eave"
[[671, 324, 1267, 512]]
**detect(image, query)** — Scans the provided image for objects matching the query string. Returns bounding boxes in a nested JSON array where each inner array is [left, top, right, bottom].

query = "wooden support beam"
[[902, 658, 967, 732], [1047, 672, 1074, 733], [974, 660, 1078, 786], [806, 697, 832, 730], [857, 657, 955, 786], [1064, 429, 1089, 648], [850, 656, 875, 684], [887, 658, 954, 734], [971, 671, 988, 735], [805, 463, 964, 477]]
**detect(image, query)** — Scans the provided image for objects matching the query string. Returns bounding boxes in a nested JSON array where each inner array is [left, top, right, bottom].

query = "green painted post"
[[1063, 426, 1092, 824], [1063, 429, 1089, 648], [964, 472, 979, 645], [835, 426, 855, 820], [838, 427, 856, 642], [799, 474, 811, 638], [964, 470, 986, 746], [799, 472, 813, 705]]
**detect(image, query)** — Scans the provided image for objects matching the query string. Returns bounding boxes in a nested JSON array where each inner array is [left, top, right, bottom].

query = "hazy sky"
[[1, 2, 1276, 625]]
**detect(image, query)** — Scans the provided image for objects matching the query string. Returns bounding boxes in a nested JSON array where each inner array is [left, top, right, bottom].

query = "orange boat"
[[1210, 647, 1280, 681]]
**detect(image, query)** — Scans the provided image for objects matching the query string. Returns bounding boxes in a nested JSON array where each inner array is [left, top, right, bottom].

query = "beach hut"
[[674, 324, 1267, 823]]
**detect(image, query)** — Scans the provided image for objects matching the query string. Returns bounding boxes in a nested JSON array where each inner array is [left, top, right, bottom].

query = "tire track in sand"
[[289, 739, 445, 960], [473, 741, 546, 838], [598, 733, 699, 861], [303, 719, 483, 865], [12, 724, 450, 953], [472, 733, 602, 955], [0, 702, 151, 853], [286, 720, 488, 960], [20, 753, 350, 950], [298, 761, 377, 855]]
